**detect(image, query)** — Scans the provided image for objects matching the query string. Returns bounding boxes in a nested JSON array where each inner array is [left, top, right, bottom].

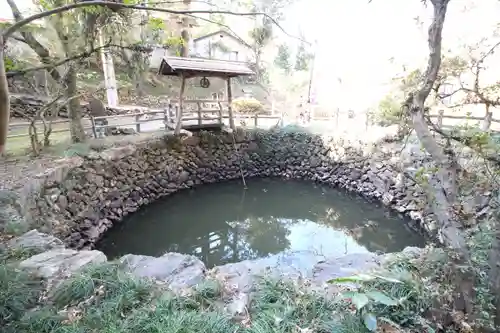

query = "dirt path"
[[0, 155, 63, 192], [1, 131, 168, 193]]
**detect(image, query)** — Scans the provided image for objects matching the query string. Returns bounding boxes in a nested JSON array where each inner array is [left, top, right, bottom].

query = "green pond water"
[[96, 178, 427, 268]]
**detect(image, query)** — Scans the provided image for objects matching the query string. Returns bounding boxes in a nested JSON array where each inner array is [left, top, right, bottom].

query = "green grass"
[[0, 261, 235, 333], [0, 254, 452, 333], [0, 264, 44, 329], [0, 259, 357, 333], [6, 128, 72, 157], [0, 247, 42, 263], [248, 278, 355, 333]]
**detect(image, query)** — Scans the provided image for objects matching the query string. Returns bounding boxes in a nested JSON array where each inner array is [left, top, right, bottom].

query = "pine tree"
[[274, 43, 292, 74], [294, 42, 312, 71]]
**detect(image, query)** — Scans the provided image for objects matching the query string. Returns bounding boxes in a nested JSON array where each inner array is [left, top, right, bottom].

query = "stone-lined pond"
[[96, 178, 426, 268]]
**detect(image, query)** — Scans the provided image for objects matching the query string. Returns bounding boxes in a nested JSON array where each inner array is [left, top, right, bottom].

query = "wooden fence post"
[[135, 114, 141, 133], [365, 111, 369, 130], [217, 101, 223, 126], [437, 109, 444, 129], [197, 101, 202, 125], [163, 108, 169, 130], [90, 116, 97, 138], [254, 114, 258, 127], [482, 111, 492, 131]]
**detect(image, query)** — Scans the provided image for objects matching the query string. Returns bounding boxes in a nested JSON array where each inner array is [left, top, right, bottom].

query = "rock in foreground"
[[8, 229, 64, 253], [120, 252, 206, 290], [19, 248, 106, 279]]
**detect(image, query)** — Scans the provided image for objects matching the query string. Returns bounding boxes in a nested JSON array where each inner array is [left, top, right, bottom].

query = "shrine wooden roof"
[[158, 56, 254, 78]]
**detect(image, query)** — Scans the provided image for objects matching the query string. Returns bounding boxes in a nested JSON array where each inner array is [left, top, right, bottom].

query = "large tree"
[[403, 0, 470, 281], [6, 0, 92, 143], [294, 41, 312, 72], [397, 0, 500, 325], [248, 0, 295, 82], [0, 1, 288, 155], [274, 43, 292, 74]]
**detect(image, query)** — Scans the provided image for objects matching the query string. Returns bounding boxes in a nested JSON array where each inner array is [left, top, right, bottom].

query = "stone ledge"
[[16, 129, 493, 249], [19, 248, 107, 279]]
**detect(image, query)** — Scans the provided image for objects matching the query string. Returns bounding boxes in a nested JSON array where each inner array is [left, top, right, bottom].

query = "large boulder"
[[8, 230, 64, 253], [211, 251, 323, 293], [120, 252, 206, 291], [19, 248, 107, 279], [310, 252, 382, 285]]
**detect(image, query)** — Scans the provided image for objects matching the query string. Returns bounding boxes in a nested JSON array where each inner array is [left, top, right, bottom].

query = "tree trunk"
[[6, 0, 61, 82], [181, 28, 190, 57], [135, 78, 145, 98], [407, 0, 474, 314], [226, 77, 236, 131], [180, 0, 191, 57], [482, 104, 492, 131], [133, 55, 148, 98], [407, 0, 467, 251], [255, 50, 261, 81], [56, 18, 86, 143], [28, 119, 40, 155], [64, 68, 86, 142], [0, 36, 10, 155], [8, 0, 86, 145]]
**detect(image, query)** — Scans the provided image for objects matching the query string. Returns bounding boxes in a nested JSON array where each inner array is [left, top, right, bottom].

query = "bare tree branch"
[[10, 35, 28, 44], [183, 13, 248, 45], [6, 43, 153, 78], [425, 116, 500, 167], [435, 40, 500, 107], [2, 1, 306, 44], [6, 0, 62, 81]]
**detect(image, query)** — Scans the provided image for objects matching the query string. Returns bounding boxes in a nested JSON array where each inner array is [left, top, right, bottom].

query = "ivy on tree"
[[294, 42, 312, 71], [274, 43, 292, 74]]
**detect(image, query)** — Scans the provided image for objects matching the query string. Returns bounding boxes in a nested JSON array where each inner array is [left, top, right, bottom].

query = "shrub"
[[371, 95, 403, 127], [249, 278, 342, 332], [3, 256, 471, 333], [50, 262, 236, 333], [329, 265, 435, 332], [231, 98, 264, 114]]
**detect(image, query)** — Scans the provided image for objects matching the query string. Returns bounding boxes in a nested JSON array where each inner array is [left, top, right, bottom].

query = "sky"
[[279, 0, 500, 109], [3, 0, 500, 109], [0, 0, 33, 17]]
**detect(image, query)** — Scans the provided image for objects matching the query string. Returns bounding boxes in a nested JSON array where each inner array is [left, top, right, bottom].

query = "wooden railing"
[[7, 99, 283, 140], [9, 104, 500, 141], [7, 118, 83, 138], [428, 110, 500, 131], [91, 99, 227, 133]]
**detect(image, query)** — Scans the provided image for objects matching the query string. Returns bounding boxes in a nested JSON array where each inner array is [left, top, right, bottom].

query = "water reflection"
[[97, 178, 426, 267]]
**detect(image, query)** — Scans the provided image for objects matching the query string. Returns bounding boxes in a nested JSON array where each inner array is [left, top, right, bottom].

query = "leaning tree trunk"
[[407, 0, 467, 253], [406, 0, 474, 314]]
